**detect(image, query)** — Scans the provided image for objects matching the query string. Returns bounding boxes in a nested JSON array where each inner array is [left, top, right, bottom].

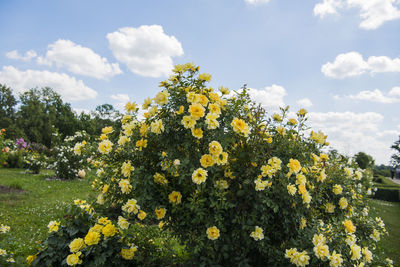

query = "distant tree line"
[[0, 84, 122, 147]]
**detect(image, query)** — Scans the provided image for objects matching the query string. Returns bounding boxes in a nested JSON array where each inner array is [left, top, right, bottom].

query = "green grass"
[[0, 168, 94, 265], [369, 199, 400, 264]]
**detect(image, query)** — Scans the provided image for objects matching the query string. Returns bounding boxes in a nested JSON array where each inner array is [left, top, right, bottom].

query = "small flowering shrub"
[[29, 200, 187, 266], [33, 64, 393, 266], [0, 223, 15, 265], [52, 131, 93, 179], [23, 142, 48, 174]]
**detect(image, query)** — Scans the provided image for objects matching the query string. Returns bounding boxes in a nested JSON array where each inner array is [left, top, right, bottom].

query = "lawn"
[[1, 168, 400, 265], [369, 199, 400, 265], [0, 168, 94, 265]]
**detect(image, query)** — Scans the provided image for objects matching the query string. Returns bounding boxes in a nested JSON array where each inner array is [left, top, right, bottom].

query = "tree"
[[16, 87, 78, 147], [0, 84, 21, 139], [354, 151, 375, 169], [391, 136, 400, 167]]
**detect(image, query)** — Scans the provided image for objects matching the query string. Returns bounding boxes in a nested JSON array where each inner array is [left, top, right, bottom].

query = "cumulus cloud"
[[296, 98, 313, 108], [321, 52, 400, 78], [245, 0, 271, 5], [307, 111, 394, 164], [37, 39, 122, 79], [6, 50, 37, 62], [107, 25, 184, 78], [343, 87, 400, 103], [314, 0, 400, 30], [0, 66, 97, 101], [246, 84, 287, 111]]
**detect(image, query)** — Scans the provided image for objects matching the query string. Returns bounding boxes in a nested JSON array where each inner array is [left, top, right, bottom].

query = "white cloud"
[[336, 86, 400, 103], [322, 52, 400, 78], [245, 0, 271, 5], [6, 50, 37, 62], [307, 111, 394, 164], [296, 98, 313, 108], [247, 84, 287, 111], [314, 0, 400, 30], [107, 25, 184, 78], [321, 52, 369, 79], [73, 108, 91, 115], [37, 39, 122, 79], [0, 66, 97, 101]]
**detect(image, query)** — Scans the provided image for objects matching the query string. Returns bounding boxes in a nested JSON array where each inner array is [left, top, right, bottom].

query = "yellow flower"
[[219, 86, 229, 95], [121, 246, 137, 260], [140, 123, 149, 137], [349, 244, 361, 261], [206, 226, 220, 240], [302, 192, 312, 204], [26, 254, 37, 265], [370, 229, 380, 241], [198, 73, 212, 81], [102, 126, 113, 134], [153, 172, 168, 185], [215, 179, 229, 190], [255, 178, 267, 191], [205, 113, 220, 129], [312, 234, 326, 246], [362, 247, 372, 263], [200, 154, 215, 168], [96, 193, 104, 205], [291, 250, 310, 267], [296, 174, 306, 185], [176, 105, 185, 114], [325, 202, 335, 213], [101, 223, 117, 237], [317, 169, 327, 182], [208, 103, 221, 116], [99, 134, 108, 140], [209, 141, 223, 156], [169, 191, 182, 204], [88, 224, 103, 233], [231, 117, 250, 137], [181, 115, 196, 129], [272, 113, 282, 121], [121, 114, 132, 124], [118, 135, 130, 146], [98, 140, 113, 154], [69, 238, 85, 253], [136, 138, 148, 151], [66, 252, 82, 266], [288, 118, 297, 125], [118, 216, 130, 230], [121, 161, 134, 177], [297, 108, 307, 116], [188, 103, 205, 119], [102, 184, 110, 194], [339, 197, 348, 209], [287, 184, 297, 195], [343, 219, 356, 234], [299, 218, 307, 229], [154, 90, 170, 105], [285, 248, 298, 259], [150, 119, 164, 134], [329, 251, 343, 267], [314, 243, 329, 259], [320, 153, 328, 161], [198, 94, 209, 106], [122, 199, 140, 214], [192, 168, 208, 184], [125, 102, 137, 112], [191, 128, 203, 139], [119, 179, 132, 194], [287, 159, 301, 174], [310, 130, 327, 145], [250, 226, 264, 241], [84, 231, 100, 246], [215, 152, 228, 165], [137, 210, 147, 220], [47, 220, 60, 233], [332, 184, 342, 195], [298, 184, 307, 195], [155, 207, 166, 220]]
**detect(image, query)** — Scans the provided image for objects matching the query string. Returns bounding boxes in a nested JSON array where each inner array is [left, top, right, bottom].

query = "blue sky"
[[1, 0, 400, 164]]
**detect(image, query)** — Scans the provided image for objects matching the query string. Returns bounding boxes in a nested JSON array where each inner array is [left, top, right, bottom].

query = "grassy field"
[[1, 168, 399, 265], [0, 168, 94, 264], [369, 199, 400, 265]]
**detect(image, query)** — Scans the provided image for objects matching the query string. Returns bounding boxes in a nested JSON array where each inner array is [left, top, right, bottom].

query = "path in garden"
[[389, 178, 400, 185]]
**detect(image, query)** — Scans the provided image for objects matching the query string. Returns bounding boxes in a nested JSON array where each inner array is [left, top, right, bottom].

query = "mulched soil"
[[0, 185, 25, 194]]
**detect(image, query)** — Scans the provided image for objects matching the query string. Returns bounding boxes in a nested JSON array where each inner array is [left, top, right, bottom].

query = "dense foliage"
[[29, 64, 393, 266]]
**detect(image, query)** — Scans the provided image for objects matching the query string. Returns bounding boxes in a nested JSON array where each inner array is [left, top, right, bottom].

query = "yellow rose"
[[206, 226, 220, 240], [84, 231, 100, 246]]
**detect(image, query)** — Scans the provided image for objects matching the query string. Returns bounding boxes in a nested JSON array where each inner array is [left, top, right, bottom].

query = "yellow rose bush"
[[31, 64, 392, 266]]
